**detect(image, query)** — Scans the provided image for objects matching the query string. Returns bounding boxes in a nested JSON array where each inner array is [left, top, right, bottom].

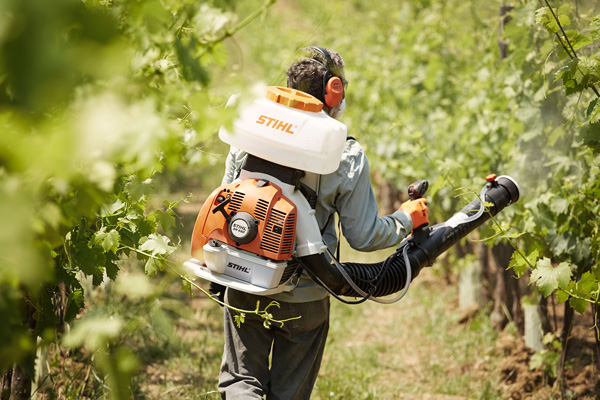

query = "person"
[[215, 46, 429, 399]]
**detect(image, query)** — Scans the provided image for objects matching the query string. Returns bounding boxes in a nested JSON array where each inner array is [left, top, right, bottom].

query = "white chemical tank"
[[219, 86, 348, 174]]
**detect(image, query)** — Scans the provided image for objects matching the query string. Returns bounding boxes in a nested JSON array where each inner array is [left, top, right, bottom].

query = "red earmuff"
[[324, 76, 344, 108]]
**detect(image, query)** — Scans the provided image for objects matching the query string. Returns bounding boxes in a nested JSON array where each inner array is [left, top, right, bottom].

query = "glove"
[[399, 198, 429, 230], [209, 282, 226, 305]]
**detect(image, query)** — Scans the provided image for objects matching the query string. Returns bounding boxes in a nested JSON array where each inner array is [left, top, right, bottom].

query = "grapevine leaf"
[[144, 256, 163, 278], [100, 199, 126, 217], [154, 210, 176, 232], [93, 227, 121, 254], [577, 271, 597, 294], [549, 197, 569, 216], [529, 352, 544, 370], [554, 59, 588, 95], [577, 57, 600, 85], [73, 241, 105, 283], [181, 278, 193, 297], [556, 289, 569, 303], [583, 122, 600, 153], [594, 264, 600, 281], [590, 16, 600, 41], [234, 313, 245, 328], [569, 297, 588, 314], [530, 258, 572, 297], [175, 38, 210, 84], [564, 30, 592, 52], [125, 176, 154, 203], [509, 249, 539, 278], [140, 233, 176, 256], [65, 288, 85, 323], [586, 98, 600, 124], [105, 259, 119, 281], [535, 7, 571, 34]]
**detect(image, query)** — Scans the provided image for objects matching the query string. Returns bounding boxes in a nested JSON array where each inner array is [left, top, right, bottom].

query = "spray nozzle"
[[408, 180, 429, 200]]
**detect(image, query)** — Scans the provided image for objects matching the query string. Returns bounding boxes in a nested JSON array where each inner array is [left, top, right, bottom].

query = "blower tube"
[[298, 175, 520, 299]]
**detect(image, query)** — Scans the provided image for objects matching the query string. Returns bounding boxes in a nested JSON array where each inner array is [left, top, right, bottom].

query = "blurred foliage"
[[0, 0, 271, 397], [2, 0, 600, 397]]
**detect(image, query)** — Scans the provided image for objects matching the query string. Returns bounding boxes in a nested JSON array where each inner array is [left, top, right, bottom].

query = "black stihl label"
[[227, 262, 250, 274]]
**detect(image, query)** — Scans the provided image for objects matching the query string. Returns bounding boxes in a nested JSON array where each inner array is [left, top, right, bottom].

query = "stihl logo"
[[227, 262, 250, 274], [256, 115, 296, 134]]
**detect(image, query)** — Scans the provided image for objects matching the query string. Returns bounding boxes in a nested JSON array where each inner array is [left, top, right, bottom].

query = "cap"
[[266, 86, 323, 113]]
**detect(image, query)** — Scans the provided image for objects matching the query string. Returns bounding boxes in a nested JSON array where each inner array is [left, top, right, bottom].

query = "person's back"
[[217, 46, 428, 399]]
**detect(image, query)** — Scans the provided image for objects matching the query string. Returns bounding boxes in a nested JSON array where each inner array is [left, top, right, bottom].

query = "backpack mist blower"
[[183, 86, 520, 303]]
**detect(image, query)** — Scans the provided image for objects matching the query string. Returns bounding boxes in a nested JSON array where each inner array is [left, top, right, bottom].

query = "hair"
[[286, 47, 344, 105]]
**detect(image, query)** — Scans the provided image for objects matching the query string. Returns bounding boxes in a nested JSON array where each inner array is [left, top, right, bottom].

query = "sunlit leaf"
[[93, 227, 121, 254], [530, 258, 572, 297], [535, 7, 571, 34]]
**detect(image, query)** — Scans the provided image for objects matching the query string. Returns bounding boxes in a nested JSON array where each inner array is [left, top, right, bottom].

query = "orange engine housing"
[[191, 179, 297, 262]]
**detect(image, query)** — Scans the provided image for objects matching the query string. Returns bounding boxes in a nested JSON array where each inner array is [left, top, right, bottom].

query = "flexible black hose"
[[299, 176, 520, 299]]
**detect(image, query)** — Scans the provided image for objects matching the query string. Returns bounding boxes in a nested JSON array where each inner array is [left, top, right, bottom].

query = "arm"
[[330, 141, 413, 252]]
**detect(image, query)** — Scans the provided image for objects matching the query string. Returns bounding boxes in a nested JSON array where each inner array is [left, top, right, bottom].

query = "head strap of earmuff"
[[307, 46, 345, 81], [306, 46, 345, 108]]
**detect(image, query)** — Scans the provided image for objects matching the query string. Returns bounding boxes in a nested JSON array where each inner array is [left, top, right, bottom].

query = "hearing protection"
[[307, 46, 345, 108]]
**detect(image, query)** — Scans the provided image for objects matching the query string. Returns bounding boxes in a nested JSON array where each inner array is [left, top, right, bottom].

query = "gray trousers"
[[218, 289, 330, 399]]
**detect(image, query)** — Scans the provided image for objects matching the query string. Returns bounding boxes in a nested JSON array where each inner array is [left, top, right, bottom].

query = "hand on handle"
[[399, 198, 429, 230]]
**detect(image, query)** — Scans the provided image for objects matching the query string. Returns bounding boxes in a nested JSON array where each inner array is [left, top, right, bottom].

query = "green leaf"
[[153, 210, 176, 232], [125, 175, 154, 203], [556, 289, 569, 303], [65, 289, 85, 322], [583, 122, 600, 153], [139, 233, 176, 256], [530, 258, 573, 297], [73, 240, 105, 282], [535, 7, 571, 34], [564, 30, 592, 52], [234, 313, 245, 328], [569, 297, 588, 314], [586, 98, 600, 123], [175, 38, 210, 84], [529, 351, 544, 370], [549, 197, 569, 216], [181, 278, 194, 297], [105, 260, 119, 281], [590, 16, 600, 40], [144, 256, 163, 278], [100, 199, 126, 217], [577, 271, 597, 294], [93, 227, 121, 254], [577, 57, 600, 82], [509, 249, 539, 278]]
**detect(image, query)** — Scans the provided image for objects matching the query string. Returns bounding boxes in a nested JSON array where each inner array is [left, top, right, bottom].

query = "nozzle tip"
[[486, 174, 497, 182]]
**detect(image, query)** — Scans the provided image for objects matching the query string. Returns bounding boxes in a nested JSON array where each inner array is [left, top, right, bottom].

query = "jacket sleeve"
[[332, 142, 412, 251], [221, 146, 248, 185]]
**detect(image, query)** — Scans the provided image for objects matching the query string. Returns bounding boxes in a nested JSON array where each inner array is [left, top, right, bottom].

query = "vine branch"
[[541, 0, 600, 98], [120, 244, 301, 328], [198, 0, 277, 59]]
